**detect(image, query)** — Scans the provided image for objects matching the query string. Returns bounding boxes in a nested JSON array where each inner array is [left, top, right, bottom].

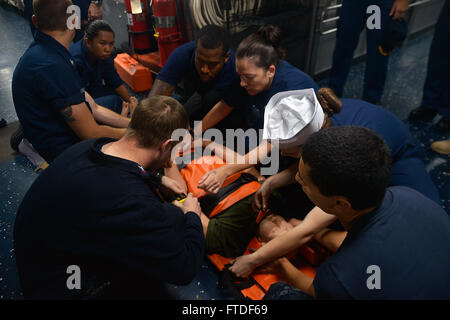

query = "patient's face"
[[258, 214, 294, 243]]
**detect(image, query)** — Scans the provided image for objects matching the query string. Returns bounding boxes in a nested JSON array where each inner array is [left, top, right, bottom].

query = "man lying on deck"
[[164, 142, 346, 258]]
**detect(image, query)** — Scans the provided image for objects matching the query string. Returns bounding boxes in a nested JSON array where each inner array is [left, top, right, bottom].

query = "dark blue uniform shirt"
[[331, 99, 440, 203], [313, 186, 450, 299], [332, 99, 414, 161], [70, 38, 123, 98], [156, 41, 239, 97], [12, 30, 86, 162], [13, 138, 205, 299]]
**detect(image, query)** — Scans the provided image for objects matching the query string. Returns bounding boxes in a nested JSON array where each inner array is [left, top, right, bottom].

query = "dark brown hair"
[[33, 0, 73, 32], [196, 24, 230, 57], [317, 87, 343, 129], [85, 20, 115, 41], [126, 96, 189, 148], [236, 24, 286, 70], [302, 126, 392, 211]]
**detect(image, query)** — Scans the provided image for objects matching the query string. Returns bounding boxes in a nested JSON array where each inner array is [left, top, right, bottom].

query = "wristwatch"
[[91, 1, 102, 4]]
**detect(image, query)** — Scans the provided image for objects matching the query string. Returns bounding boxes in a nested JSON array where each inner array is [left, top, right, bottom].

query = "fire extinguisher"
[[153, 0, 182, 66], [124, 0, 157, 54]]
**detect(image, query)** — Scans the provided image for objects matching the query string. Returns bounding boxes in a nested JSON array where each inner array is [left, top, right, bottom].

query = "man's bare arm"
[[91, 104, 130, 128], [229, 206, 337, 278], [198, 141, 272, 193], [85, 91, 130, 128], [148, 79, 176, 97], [164, 161, 188, 195], [252, 207, 337, 265], [114, 84, 132, 102], [60, 103, 125, 140], [198, 100, 233, 133], [276, 258, 316, 298]]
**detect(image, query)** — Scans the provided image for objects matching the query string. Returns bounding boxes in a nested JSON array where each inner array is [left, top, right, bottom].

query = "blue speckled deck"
[[0, 3, 448, 300], [0, 156, 38, 300]]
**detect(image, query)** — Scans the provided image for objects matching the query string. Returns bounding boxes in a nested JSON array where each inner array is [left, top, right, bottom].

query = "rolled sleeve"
[[156, 43, 194, 86]]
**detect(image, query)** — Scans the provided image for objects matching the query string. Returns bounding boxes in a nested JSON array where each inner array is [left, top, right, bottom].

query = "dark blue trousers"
[[391, 157, 441, 205], [329, 0, 394, 103], [89, 86, 124, 115], [94, 95, 123, 115], [422, 1, 450, 117], [263, 282, 312, 300]]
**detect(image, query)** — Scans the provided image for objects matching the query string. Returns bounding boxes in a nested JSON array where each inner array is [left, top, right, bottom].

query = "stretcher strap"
[[208, 236, 330, 300], [255, 209, 269, 224], [219, 265, 268, 300], [200, 173, 258, 217], [219, 268, 253, 300], [208, 181, 261, 218]]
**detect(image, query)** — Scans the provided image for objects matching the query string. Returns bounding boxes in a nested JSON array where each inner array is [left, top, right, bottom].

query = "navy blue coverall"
[[422, 0, 450, 117], [329, 0, 395, 104]]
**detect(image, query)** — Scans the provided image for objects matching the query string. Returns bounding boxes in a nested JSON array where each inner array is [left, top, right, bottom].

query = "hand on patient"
[[161, 175, 186, 196], [254, 256, 289, 276], [198, 167, 227, 194], [173, 193, 202, 217], [229, 253, 259, 278], [229, 214, 297, 278], [252, 179, 273, 212]]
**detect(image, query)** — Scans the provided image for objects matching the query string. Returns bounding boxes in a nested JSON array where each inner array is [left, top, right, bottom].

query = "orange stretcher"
[[178, 152, 332, 300], [208, 238, 331, 300]]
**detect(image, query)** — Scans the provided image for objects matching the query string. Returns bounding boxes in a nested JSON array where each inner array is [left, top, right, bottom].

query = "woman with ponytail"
[[198, 24, 318, 134], [70, 20, 138, 116], [198, 25, 318, 192]]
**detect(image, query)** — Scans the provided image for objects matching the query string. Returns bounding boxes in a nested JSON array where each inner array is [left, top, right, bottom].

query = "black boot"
[[435, 116, 450, 133], [408, 106, 437, 122], [10, 124, 24, 152]]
